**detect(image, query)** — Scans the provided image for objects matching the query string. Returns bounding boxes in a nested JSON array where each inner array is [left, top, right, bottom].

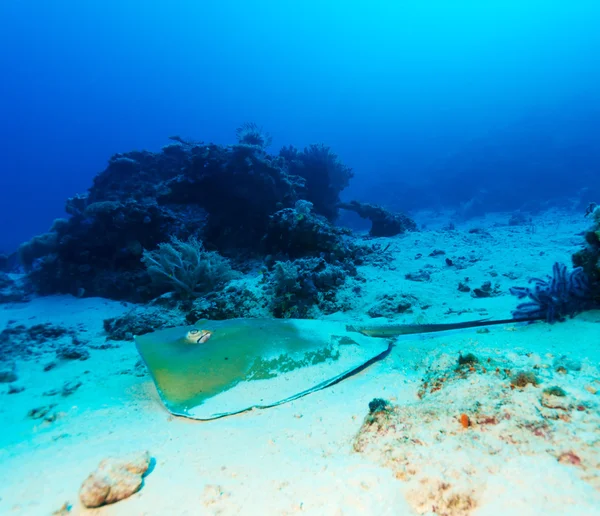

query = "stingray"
[[135, 318, 391, 420], [135, 316, 536, 420]]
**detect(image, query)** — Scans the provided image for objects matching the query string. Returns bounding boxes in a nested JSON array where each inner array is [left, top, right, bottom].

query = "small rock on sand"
[[79, 451, 151, 508], [0, 362, 18, 383]]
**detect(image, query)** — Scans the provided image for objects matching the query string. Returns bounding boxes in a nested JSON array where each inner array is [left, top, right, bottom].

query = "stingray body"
[[135, 318, 391, 420], [135, 316, 536, 420]]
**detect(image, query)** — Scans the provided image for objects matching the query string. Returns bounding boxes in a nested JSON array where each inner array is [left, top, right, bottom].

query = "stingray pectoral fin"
[[135, 318, 389, 420]]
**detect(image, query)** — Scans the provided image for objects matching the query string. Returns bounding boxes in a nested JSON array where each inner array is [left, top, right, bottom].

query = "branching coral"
[[509, 262, 590, 322], [142, 237, 234, 298]]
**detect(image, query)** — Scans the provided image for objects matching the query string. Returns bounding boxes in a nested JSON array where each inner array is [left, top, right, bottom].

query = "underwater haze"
[[1, 0, 600, 251], [4, 2, 600, 513]]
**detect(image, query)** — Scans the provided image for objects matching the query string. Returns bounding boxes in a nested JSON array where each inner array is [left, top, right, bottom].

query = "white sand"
[[1, 210, 599, 515]]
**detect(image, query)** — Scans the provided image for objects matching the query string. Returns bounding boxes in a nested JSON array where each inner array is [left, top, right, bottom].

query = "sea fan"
[[509, 262, 590, 322], [141, 237, 235, 298]]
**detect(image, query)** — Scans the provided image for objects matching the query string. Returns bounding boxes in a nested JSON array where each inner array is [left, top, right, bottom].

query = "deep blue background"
[[1, 1, 599, 252]]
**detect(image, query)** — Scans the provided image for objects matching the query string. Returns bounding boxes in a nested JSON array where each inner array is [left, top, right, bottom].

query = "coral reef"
[[103, 306, 188, 341], [337, 200, 417, 237], [266, 258, 357, 318], [509, 262, 591, 322], [18, 130, 362, 303], [280, 144, 353, 221], [185, 279, 269, 322], [235, 122, 272, 149], [263, 201, 359, 260], [158, 141, 304, 252], [0, 272, 31, 303], [572, 203, 600, 304], [21, 201, 177, 301]]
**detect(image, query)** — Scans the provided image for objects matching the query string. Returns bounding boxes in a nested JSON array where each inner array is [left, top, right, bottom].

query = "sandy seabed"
[[1, 210, 599, 515]]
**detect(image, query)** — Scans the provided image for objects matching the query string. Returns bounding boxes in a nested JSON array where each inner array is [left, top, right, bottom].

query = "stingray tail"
[[346, 317, 539, 338]]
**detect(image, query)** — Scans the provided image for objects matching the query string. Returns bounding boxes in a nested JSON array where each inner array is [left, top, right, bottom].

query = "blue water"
[[3, 4, 600, 512], [1, 1, 600, 252]]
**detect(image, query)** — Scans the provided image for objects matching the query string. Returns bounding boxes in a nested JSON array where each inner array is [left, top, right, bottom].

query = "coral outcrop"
[[280, 144, 353, 221], [103, 306, 188, 341], [263, 201, 358, 260], [337, 200, 416, 237], [0, 272, 31, 303], [572, 203, 600, 304], [18, 129, 365, 303], [266, 258, 359, 318]]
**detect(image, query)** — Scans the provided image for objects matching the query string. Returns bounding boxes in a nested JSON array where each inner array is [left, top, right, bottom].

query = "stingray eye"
[[184, 329, 204, 343], [196, 330, 212, 344]]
